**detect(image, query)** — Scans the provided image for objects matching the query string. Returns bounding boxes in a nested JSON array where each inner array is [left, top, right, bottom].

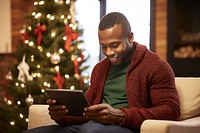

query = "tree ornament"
[[64, 25, 79, 52], [53, 68, 64, 89], [20, 29, 29, 41], [34, 23, 46, 46], [20, 25, 29, 42], [50, 52, 61, 64], [17, 54, 33, 83], [25, 94, 34, 107]]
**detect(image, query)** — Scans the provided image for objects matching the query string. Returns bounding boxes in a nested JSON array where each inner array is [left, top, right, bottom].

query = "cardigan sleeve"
[[120, 52, 180, 129]]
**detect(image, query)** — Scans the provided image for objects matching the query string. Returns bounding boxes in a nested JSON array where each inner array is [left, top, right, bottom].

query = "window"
[[75, 0, 150, 75], [106, 0, 150, 49], [75, 0, 100, 75]]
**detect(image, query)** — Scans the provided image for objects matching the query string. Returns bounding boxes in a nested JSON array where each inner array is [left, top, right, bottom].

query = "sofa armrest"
[[141, 116, 200, 133], [140, 119, 173, 133], [28, 104, 57, 129], [168, 116, 200, 133]]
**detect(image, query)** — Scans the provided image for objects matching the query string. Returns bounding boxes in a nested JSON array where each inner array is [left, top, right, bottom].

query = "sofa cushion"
[[28, 104, 57, 129], [175, 77, 200, 120]]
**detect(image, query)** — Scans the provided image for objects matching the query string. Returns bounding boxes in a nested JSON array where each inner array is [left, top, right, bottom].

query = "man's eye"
[[112, 44, 119, 48]]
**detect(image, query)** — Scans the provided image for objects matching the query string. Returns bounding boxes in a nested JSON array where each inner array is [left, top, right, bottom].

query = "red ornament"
[[53, 70, 64, 89], [64, 25, 79, 52], [34, 24, 46, 46], [20, 32, 29, 41]]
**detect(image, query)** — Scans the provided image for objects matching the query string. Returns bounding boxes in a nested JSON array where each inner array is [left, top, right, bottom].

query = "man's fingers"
[[85, 104, 107, 112], [48, 105, 66, 111], [47, 99, 56, 104], [84, 104, 109, 117], [49, 107, 68, 121]]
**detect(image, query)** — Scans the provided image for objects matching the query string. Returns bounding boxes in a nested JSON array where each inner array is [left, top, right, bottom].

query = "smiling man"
[[98, 13, 134, 65], [24, 12, 180, 133]]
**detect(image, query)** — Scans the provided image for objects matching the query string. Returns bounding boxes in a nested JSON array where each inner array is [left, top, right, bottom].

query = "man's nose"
[[106, 47, 114, 56]]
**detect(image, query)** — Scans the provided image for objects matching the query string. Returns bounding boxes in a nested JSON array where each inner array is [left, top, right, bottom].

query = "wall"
[[0, 0, 12, 53], [11, 0, 34, 53], [0, 0, 34, 95], [154, 0, 167, 60]]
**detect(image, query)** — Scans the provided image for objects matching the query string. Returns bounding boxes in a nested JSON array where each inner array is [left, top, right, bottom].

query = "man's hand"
[[47, 99, 68, 121], [83, 103, 125, 125]]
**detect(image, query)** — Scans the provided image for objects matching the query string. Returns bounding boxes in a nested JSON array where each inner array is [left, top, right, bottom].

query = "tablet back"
[[46, 89, 90, 116]]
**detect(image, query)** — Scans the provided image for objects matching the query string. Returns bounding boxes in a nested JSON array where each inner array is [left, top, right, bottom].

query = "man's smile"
[[108, 56, 119, 63]]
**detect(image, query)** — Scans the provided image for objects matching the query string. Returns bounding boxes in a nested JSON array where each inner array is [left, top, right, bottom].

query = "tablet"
[[46, 89, 90, 116]]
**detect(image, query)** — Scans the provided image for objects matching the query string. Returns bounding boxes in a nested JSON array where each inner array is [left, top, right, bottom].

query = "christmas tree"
[[0, 0, 90, 132]]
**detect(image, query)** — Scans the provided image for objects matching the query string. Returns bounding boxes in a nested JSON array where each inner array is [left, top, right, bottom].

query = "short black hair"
[[98, 12, 131, 37]]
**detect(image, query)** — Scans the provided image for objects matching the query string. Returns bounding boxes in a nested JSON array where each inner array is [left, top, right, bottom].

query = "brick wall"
[[0, 54, 16, 100], [154, 0, 167, 60], [11, 0, 34, 52], [0, 0, 33, 98], [1, 0, 34, 77]]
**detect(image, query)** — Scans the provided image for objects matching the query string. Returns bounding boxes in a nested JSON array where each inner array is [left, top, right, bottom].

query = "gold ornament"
[[50, 52, 61, 64]]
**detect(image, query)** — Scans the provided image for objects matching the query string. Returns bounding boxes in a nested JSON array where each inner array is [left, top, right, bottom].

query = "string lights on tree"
[[0, 0, 90, 132]]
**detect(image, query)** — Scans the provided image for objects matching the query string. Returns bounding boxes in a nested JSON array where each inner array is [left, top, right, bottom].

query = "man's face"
[[98, 24, 132, 66]]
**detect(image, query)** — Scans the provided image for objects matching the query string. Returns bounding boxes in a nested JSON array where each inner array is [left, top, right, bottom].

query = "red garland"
[[53, 70, 64, 89], [65, 25, 79, 52], [34, 24, 46, 46]]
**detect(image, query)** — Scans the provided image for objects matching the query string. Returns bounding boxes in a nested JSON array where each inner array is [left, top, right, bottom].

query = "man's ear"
[[128, 32, 134, 43]]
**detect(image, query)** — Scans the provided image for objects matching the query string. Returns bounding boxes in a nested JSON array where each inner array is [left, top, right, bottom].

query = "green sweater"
[[102, 62, 130, 109]]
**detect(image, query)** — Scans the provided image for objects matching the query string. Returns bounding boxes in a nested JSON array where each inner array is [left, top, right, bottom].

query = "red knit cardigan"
[[56, 42, 180, 129]]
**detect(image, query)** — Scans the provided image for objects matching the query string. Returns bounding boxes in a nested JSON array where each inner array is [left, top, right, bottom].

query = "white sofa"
[[27, 78, 200, 133]]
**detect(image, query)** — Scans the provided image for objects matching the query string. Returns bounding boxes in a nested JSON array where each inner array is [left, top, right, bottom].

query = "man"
[[24, 12, 180, 133]]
